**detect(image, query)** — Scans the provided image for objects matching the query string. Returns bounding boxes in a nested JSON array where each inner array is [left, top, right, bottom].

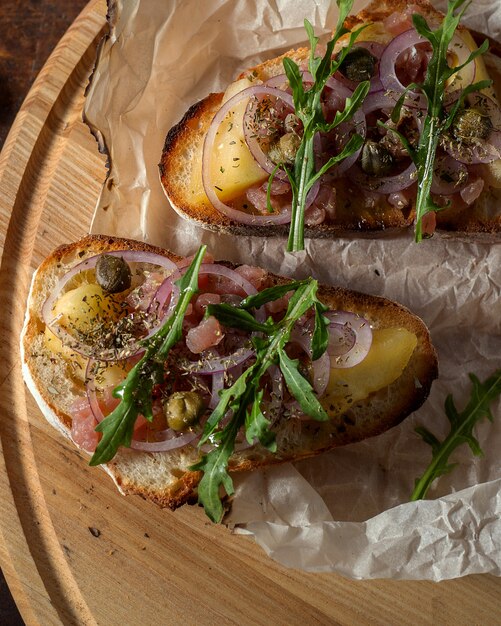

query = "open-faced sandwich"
[[21, 235, 438, 521], [160, 0, 501, 250]]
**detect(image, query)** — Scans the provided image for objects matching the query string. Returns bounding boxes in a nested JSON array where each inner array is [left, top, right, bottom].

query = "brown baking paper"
[[84, 0, 501, 579]]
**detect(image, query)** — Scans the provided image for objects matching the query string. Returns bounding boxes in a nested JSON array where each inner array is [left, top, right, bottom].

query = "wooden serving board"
[[1, 1, 501, 624]]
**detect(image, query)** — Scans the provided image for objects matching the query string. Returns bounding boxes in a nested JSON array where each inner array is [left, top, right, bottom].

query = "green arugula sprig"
[[282, 0, 370, 252], [388, 0, 490, 242], [411, 369, 501, 500], [191, 278, 329, 522], [89, 246, 207, 466]]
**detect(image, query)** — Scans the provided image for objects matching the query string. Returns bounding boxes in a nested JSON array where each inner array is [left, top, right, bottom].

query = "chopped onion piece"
[[325, 311, 372, 369]]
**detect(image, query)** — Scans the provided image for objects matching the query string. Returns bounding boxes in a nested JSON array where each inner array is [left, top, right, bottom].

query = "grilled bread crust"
[[159, 0, 501, 239], [22, 235, 438, 510]]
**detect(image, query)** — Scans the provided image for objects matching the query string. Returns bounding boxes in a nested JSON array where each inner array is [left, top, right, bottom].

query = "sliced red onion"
[[42, 250, 178, 361], [460, 177, 484, 205], [210, 371, 225, 409], [203, 85, 293, 225], [325, 311, 372, 369], [183, 345, 254, 375], [130, 430, 198, 452], [265, 71, 348, 94], [198, 263, 266, 323], [327, 322, 356, 357], [431, 155, 469, 195], [348, 159, 417, 194], [380, 29, 475, 105], [379, 29, 428, 99]]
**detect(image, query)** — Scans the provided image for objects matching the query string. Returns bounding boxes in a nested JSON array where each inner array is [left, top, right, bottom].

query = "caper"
[[269, 132, 301, 165], [164, 391, 204, 432], [338, 47, 376, 82], [95, 254, 132, 294], [284, 113, 301, 134], [452, 107, 492, 141], [279, 132, 301, 163], [361, 140, 394, 176]]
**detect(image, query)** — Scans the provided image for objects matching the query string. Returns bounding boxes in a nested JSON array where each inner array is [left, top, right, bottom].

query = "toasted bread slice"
[[159, 0, 501, 238], [21, 235, 438, 510]]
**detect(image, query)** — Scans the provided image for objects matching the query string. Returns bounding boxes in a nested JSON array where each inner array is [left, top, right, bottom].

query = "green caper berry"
[[452, 108, 492, 141], [284, 113, 301, 134], [338, 47, 376, 82], [361, 140, 394, 177], [268, 141, 283, 165], [164, 391, 204, 432], [278, 132, 301, 164], [95, 255, 132, 294]]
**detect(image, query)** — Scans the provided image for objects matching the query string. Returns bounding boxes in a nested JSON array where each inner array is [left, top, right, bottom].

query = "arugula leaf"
[[280, 0, 370, 252], [191, 277, 330, 522], [89, 245, 206, 466], [407, 0, 491, 241], [411, 369, 501, 500], [311, 301, 329, 360], [239, 281, 307, 310], [206, 302, 272, 334], [245, 389, 277, 450], [278, 349, 328, 421], [192, 417, 240, 522]]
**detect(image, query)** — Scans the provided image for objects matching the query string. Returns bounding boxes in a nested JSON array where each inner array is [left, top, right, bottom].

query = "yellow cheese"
[[46, 284, 132, 386], [51, 283, 122, 335], [321, 328, 417, 415], [189, 78, 269, 205], [43, 328, 88, 381]]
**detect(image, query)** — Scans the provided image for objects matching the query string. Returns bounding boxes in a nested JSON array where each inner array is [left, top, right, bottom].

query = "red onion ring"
[[130, 430, 198, 453], [379, 29, 428, 99], [325, 311, 372, 369], [198, 263, 266, 323], [42, 250, 178, 361], [379, 29, 475, 105], [431, 155, 469, 195], [327, 322, 357, 357], [210, 371, 225, 409], [202, 85, 294, 225], [183, 345, 254, 375], [348, 158, 417, 194]]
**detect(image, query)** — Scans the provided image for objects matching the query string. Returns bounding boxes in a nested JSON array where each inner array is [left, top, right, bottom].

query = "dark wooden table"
[[0, 1, 89, 623]]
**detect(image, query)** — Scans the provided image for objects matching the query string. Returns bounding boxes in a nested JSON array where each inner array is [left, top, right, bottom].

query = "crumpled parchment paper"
[[83, 0, 501, 580]]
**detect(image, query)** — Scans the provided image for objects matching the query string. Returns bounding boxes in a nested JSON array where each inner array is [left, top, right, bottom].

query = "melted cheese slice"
[[321, 327, 417, 416]]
